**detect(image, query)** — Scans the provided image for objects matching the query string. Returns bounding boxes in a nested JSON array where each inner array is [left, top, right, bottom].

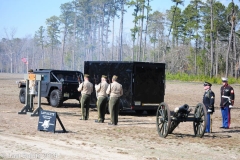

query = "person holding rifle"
[[77, 74, 93, 120], [106, 75, 123, 125], [28, 69, 35, 89], [202, 82, 215, 133], [28, 69, 35, 110], [76, 73, 82, 107], [95, 75, 109, 123], [220, 77, 235, 129]]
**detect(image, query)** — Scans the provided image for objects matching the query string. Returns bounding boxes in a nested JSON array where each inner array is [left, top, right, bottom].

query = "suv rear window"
[[51, 71, 82, 82]]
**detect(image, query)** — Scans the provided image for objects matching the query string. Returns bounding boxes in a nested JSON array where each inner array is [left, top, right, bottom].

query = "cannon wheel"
[[193, 103, 207, 138], [156, 102, 171, 138]]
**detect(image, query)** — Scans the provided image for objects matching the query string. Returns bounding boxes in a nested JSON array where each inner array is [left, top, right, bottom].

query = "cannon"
[[156, 102, 207, 138]]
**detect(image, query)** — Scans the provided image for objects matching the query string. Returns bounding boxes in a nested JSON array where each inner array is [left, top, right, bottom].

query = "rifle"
[[107, 74, 112, 96], [107, 74, 111, 84], [76, 73, 82, 85], [222, 95, 233, 108], [76, 73, 83, 108], [94, 74, 99, 85]]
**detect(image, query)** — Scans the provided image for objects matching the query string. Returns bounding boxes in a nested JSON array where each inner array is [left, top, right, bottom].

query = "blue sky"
[[0, 0, 237, 38]]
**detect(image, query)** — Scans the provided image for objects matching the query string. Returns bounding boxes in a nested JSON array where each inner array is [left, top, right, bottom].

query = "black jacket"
[[203, 89, 215, 112], [220, 85, 234, 107]]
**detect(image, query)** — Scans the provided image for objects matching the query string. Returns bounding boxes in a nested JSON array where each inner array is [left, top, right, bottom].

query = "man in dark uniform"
[[106, 75, 123, 125], [203, 82, 215, 133], [220, 77, 234, 129], [77, 74, 93, 120]]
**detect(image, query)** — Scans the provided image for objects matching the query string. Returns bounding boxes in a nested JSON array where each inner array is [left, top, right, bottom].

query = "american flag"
[[21, 57, 28, 64]]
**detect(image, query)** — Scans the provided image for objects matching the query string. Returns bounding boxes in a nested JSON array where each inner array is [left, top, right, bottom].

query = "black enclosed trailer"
[[84, 61, 165, 114]]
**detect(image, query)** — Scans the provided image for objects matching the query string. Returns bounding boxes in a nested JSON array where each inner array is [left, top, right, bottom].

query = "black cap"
[[203, 82, 212, 86]]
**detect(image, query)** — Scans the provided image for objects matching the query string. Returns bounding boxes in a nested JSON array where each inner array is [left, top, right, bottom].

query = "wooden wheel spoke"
[[164, 122, 168, 134], [193, 103, 207, 138], [159, 108, 165, 117], [200, 108, 204, 117], [161, 122, 167, 135], [157, 118, 163, 126], [156, 102, 171, 138], [159, 122, 165, 134]]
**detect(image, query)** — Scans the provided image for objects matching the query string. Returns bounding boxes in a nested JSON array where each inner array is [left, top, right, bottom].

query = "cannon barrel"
[[173, 104, 190, 117], [178, 104, 189, 113]]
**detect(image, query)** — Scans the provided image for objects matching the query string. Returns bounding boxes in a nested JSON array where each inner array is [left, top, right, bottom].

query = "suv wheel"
[[49, 89, 63, 107], [147, 110, 156, 115], [135, 110, 144, 115], [19, 88, 26, 104]]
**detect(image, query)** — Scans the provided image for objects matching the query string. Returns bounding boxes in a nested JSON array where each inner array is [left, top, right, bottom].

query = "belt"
[[110, 96, 119, 98], [98, 95, 107, 98], [82, 94, 90, 96]]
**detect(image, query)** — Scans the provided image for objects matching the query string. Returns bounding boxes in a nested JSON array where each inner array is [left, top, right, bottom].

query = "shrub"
[[166, 72, 240, 84]]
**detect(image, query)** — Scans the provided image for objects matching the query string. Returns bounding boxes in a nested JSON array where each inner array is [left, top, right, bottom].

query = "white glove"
[[229, 105, 233, 108], [174, 107, 179, 113], [207, 109, 212, 113]]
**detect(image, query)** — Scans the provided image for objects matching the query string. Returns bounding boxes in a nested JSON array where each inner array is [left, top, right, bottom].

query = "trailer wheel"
[[147, 110, 156, 115]]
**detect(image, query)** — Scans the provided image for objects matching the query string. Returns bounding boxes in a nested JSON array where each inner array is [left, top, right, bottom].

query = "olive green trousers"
[[109, 97, 120, 125], [80, 94, 90, 120], [97, 96, 108, 122]]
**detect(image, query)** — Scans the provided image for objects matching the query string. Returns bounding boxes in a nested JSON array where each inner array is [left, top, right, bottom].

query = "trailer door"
[[133, 64, 165, 106]]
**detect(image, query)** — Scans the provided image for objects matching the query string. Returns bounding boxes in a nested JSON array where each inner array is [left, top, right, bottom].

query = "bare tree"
[[143, 0, 151, 60], [118, 0, 125, 61], [225, 0, 236, 77], [2, 28, 26, 73], [210, 0, 214, 78]]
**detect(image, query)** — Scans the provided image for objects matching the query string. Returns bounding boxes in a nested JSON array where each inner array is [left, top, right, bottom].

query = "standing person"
[[28, 69, 35, 91], [95, 75, 109, 123], [203, 82, 215, 133], [220, 77, 235, 129], [106, 75, 123, 125], [28, 69, 36, 111], [77, 74, 93, 120]]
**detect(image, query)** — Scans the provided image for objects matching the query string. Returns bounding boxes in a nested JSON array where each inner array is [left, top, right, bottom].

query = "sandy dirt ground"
[[0, 73, 240, 160]]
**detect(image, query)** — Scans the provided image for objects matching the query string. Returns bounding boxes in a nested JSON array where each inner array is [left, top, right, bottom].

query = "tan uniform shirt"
[[78, 80, 93, 95], [106, 81, 123, 98], [95, 81, 109, 97]]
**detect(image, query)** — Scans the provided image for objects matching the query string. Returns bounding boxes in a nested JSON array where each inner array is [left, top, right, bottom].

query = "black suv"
[[18, 69, 84, 107]]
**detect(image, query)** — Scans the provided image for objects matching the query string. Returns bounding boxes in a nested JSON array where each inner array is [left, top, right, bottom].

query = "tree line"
[[0, 0, 240, 79]]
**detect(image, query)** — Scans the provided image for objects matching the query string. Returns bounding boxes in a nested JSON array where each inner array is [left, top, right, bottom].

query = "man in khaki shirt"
[[78, 74, 93, 120], [28, 69, 35, 110], [95, 75, 109, 123], [106, 75, 123, 125], [28, 69, 35, 90]]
